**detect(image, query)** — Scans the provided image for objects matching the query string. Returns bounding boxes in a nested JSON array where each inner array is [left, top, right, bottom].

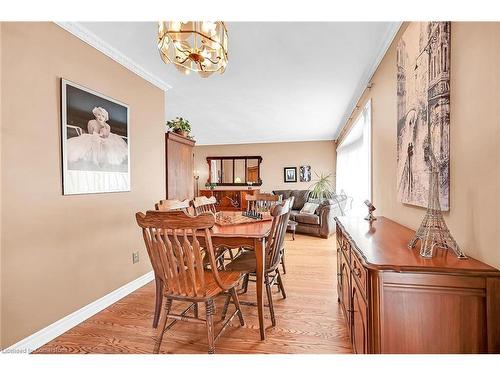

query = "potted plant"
[[309, 172, 335, 200], [205, 182, 217, 189], [205, 182, 217, 195], [166, 117, 191, 138]]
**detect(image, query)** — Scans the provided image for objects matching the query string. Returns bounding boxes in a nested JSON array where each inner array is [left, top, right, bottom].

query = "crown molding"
[[55, 22, 172, 92], [335, 21, 402, 139], [195, 137, 336, 146]]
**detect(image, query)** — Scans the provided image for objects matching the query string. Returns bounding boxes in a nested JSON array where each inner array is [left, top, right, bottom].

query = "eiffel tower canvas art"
[[396, 22, 451, 210]]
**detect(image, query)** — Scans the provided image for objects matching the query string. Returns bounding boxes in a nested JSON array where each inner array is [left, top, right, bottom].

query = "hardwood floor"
[[35, 234, 352, 354]]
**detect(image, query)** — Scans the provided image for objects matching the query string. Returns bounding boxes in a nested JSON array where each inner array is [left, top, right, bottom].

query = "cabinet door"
[[166, 138, 194, 200], [351, 283, 368, 354], [336, 248, 343, 302], [218, 190, 241, 211], [337, 249, 351, 329]]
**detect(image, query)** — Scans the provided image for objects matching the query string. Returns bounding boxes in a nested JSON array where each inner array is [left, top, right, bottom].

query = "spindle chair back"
[[155, 199, 190, 212], [245, 193, 280, 212], [192, 195, 217, 215]]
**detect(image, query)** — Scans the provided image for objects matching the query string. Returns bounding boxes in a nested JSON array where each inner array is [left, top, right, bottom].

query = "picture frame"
[[299, 165, 312, 182], [396, 22, 450, 210], [283, 167, 297, 183], [61, 78, 130, 195]]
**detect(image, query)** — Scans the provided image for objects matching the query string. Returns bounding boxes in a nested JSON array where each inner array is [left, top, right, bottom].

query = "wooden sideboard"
[[199, 188, 260, 211], [165, 132, 195, 200], [335, 216, 500, 354]]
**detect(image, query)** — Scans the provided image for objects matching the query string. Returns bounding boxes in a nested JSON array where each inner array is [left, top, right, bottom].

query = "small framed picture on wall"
[[283, 167, 297, 183], [299, 165, 311, 182]]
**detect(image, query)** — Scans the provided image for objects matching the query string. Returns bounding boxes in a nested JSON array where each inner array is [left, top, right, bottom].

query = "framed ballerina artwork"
[[61, 79, 130, 195]]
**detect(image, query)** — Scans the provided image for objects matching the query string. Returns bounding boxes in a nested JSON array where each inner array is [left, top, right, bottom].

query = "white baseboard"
[[2, 271, 154, 354]]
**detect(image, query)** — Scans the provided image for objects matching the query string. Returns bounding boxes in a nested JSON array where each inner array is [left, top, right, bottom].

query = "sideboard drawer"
[[340, 239, 350, 261], [351, 250, 367, 296], [336, 226, 343, 246]]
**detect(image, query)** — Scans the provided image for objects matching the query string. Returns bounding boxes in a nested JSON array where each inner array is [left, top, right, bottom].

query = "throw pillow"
[[308, 197, 323, 205], [300, 202, 319, 215], [291, 190, 310, 210]]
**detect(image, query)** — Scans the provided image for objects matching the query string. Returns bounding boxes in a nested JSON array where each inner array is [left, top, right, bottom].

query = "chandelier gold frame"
[[158, 21, 228, 78]]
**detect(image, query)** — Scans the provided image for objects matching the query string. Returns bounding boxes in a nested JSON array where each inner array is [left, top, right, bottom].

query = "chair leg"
[[221, 293, 231, 320], [205, 299, 216, 354], [242, 273, 250, 294], [281, 250, 287, 275], [218, 256, 226, 270], [153, 277, 163, 328], [230, 287, 245, 326], [193, 302, 199, 319], [265, 275, 276, 327], [275, 277, 281, 293], [154, 298, 172, 354], [276, 269, 287, 299], [272, 270, 281, 293]]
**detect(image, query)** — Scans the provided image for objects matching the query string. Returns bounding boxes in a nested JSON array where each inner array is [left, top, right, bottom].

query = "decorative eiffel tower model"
[[408, 139, 467, 259]]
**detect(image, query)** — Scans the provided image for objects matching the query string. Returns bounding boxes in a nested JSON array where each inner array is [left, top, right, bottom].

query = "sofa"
[[273, 189, 350, 238]]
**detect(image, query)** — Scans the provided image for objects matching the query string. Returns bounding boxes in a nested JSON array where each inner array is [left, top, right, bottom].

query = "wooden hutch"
[[165, 132, 195, 200]]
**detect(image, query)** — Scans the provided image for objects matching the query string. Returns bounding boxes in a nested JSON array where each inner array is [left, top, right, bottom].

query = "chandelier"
[[158, 21, 228, 78]]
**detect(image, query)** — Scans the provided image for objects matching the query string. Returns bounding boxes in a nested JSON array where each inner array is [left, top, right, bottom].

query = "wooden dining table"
[[209, 211, 273, 341]]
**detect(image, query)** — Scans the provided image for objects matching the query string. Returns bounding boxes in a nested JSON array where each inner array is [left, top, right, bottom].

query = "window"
[[336, 100, 371, 216]]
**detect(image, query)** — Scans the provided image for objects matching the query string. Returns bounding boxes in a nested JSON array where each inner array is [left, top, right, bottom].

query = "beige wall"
[[0, 22, 3, 346], [342, 22, 500, 269], [194, 141, 336, 193], [0, 23, 165, 348]]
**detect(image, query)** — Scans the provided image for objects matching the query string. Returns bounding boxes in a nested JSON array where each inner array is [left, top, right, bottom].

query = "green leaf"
[[308, 172, 334, 199]]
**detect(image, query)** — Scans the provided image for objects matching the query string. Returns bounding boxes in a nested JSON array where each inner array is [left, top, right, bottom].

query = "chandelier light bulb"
[[171, 21, 181, 31]]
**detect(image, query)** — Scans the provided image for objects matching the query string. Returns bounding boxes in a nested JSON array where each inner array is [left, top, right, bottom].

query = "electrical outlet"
[[132, 251, 139, 264]]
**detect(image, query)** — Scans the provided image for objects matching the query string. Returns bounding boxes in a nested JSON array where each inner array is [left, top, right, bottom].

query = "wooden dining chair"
[[192, 195, 237, 269], [244, 193, 286, 271], [136, 210, 245, 354], [155, 199, 190, 211], [192, 195, 217, 215], [150, 198, 191, 329], [221, 198, 292, 327], [245, 193, 280, 212], [279, 196, 294, 275]]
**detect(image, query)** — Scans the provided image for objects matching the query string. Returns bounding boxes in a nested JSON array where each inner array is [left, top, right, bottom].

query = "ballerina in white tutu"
[[67, 107, 128, 170]]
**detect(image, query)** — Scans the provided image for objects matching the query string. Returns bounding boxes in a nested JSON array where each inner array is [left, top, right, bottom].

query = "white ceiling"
[[79, 22, 399, 145]]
